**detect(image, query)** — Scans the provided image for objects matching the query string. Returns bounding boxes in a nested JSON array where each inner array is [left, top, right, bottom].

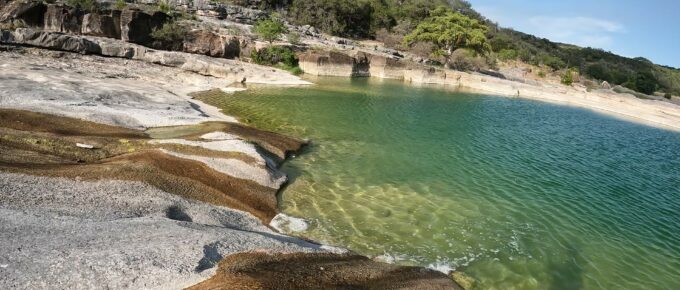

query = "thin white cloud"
[[527, 16, 625, 48]]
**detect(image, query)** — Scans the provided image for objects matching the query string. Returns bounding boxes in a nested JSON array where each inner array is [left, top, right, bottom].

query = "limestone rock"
[[1, 28, 310, 86], [183, 29, 240, 58], [5, 28, 101, 54], [120, 8, 167, 45], [214, 4, 267, 24], [368, 54, 405, 79], [601, 80, 612, 89], [299, 51, 355, 77], [0, 0, 46, 26], [81, 10, 121, 39], [299, 51, 402, 78], [239, 37, 255, 58], [43, 4, 83, 34]]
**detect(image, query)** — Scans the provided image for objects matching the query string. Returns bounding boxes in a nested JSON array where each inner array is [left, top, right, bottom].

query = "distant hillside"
[[230, 0, 679, 96]]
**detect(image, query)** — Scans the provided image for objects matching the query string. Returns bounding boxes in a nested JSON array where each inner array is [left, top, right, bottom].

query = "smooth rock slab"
[[0, 173, 328, 290]]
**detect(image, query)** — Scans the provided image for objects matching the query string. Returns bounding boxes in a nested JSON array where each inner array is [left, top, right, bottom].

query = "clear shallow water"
[[199, 77, 680, 290]]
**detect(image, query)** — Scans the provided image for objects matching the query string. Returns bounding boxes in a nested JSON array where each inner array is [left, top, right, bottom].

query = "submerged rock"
[[187, 252, 463, 290]]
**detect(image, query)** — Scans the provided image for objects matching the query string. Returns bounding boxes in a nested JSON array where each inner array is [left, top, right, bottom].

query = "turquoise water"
[[200, 77, 680, 290]]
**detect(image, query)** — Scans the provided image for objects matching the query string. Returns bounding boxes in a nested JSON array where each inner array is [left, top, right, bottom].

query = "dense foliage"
[[251, 46, 303, 74], [253, 17, 288, 43], [253, 0, 679, 96], [284, 0, 476, 38], [150, 21, 188, 51], [403, 7, 490, 59], [486, 28, 680, 95]]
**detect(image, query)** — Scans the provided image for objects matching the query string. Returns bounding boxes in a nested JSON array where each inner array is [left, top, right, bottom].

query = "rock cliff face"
[[1, 28, 310, 86], [120, 8, 167, 45], [0, 0, 45, 26], [183, 29, 240, 58], [215, 4, 267, 24], [43, 4, 82, 33], [82, 10, 121, 39], [369, 54, 407, 79], [299, 50, 405, 79], [0, 1, 257, 60]]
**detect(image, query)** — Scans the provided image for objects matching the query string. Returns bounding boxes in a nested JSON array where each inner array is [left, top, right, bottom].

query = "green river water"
[[198, 77, 680, 290]]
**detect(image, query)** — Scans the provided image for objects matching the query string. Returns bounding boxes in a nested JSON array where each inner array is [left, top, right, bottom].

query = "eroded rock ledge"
[[1, 28, 308, 85]]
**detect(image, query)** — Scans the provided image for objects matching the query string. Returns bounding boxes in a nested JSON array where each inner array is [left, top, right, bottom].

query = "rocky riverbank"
[[1, 1, 678, 289], [0, 46, 462, 289]]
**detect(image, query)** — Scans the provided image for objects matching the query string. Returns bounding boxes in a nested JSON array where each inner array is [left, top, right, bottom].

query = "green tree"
[[585, 63, 611, 81], [631, 71, 658, 95], [403, 6, 490, 62], [541, 55, 566, 71], [254, 17, 288, 44]]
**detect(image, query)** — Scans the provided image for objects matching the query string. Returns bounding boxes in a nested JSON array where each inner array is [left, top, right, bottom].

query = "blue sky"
[[467, 0, 680, 68]]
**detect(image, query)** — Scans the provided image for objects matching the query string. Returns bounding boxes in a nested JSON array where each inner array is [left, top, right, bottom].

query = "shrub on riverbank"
[[561, 69, 575, 86], [251, 46, 303, 75], [150, 21, 188, 51], [254, 16, 287, 44]]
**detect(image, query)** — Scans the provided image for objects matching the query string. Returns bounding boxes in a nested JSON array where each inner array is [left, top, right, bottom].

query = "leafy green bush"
[[251, 46, 299, 67], [664, 93, 672, 100], [537, 71, 546, 78], [561, 69, 575, 86], [251, 46, 303, 75], [541, 55, 566, 71], [150, 21, 188, 51], [66, 0, 97, 12], [518, 48, 534, 64], [497, 49, 518, 61], [629, 71, 658, 95], [489, 33, 516, 52], [254, 17, 288, 43], [585, 63, 610, 81], [288, 0, 373, 37]]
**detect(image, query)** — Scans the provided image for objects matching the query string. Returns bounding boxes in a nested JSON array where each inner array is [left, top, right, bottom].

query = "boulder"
[[3, 28, 101, 54], [43, 4, 84, 34], [120, 8, 167, 45], [182, 29, 240, 58], [238, 37, 255, 58], [299, 51, 355, 77], [0, 0, 46, 26], [368, 55, 405, 79], [82, 10, 121, 39], [601, 80, 612, 89]]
